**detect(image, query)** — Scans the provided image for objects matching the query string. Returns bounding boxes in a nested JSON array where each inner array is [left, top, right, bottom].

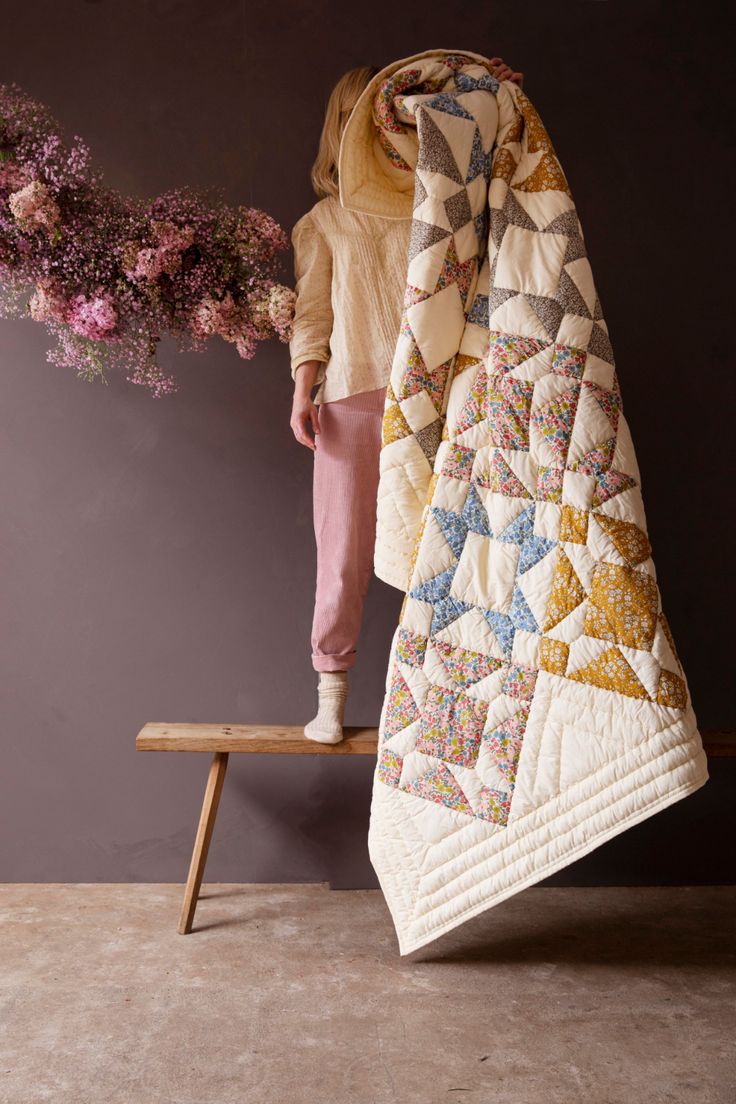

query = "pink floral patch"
[[377, 745, 403, 788], [475, 450, 533, 498], [552, 341, 587, 380], [396, 339, 451, 413], [485, 372, 534, 451], [434, 639, 503, 688], [488, 332, 549, 373], [484, 707, 530, 787], [384, 668, 419, 737], [440, 443, 476, 483], [402, 763, 474, 816], [536, 464, 564, 502], [531, 385, 580, 461], [476, 785, 513, 825], [416, 684, 489, 767], [502, 664, 538, 700], [395, 627, 427, 668]]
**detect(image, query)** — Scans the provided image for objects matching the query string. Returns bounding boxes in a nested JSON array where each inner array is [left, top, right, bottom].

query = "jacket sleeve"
[[288, 213, 334, 385]]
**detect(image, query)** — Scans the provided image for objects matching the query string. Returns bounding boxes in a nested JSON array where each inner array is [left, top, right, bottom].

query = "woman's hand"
[[291, 361, 322, 450], [291, 394, 320, 451], [487, 56, 524, 89]]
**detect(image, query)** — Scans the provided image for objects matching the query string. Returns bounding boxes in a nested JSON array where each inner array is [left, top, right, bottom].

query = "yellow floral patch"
[[512, 91, 571, 195], [595, 514, 651, 565], [539, 637, 569, 675], [453, 353, 481, 377], [515, 90, 549, 155], [659, 612, 683, 673], [516, 152, 570, 194], [502, 105, 524, 147], [382, 400, 412, 446], [490, 146, 518, 185], [542, 548, 585, 631], [657, 669, 688, 710], [584, 562, 659, 651], [406, 518, 426, 591], [568, 646, 650, 700], [559, 505, 589, 544]]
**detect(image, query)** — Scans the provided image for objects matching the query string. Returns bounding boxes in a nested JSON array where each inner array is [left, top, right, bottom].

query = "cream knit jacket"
[[288, 194, 412, 404]]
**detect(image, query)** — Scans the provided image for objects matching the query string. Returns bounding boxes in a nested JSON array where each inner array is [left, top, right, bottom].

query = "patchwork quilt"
[[340, 50, 709, 955]]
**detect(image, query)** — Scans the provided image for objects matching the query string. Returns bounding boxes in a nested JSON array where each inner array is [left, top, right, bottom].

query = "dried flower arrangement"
[[0, 83, 295, 396]]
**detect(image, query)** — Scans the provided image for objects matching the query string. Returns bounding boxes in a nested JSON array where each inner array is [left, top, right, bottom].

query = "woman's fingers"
[[487, 57, 524, 88], [290, 410, 316, 450], [309, 404, 320, 437]]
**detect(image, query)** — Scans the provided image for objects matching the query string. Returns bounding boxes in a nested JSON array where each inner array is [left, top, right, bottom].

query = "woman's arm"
[[291, 360, 322, 451], [288, 215, 334, 450]]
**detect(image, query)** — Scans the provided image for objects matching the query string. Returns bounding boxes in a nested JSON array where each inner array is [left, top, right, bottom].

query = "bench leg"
[[178, 751, 229, 934]]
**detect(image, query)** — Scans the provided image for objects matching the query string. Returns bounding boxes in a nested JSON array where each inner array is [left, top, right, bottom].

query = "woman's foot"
[[304, 671, 348, 745]]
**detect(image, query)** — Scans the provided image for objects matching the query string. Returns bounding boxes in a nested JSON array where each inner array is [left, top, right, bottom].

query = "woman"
[[289, 55, 524, 744]]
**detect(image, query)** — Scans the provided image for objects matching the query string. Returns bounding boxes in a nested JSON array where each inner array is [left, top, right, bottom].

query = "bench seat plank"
[[136, 722, 379, 755], [137, 723, 734, 757]]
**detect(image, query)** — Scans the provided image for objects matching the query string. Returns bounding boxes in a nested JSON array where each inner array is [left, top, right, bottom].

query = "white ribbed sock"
[[304, 671, 348, 745]]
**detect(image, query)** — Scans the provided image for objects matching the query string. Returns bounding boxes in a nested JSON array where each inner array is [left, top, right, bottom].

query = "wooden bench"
[[136, 722, 734, 934], [136, 723, 379, 933]]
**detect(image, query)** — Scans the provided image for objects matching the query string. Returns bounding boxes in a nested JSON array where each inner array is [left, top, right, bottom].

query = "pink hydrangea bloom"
[[125, 220, 195, 282], [245, 283, 295, 343], [68, 293, 118, 340], [190, 291, 241, 343], [267, 284, 296, 340], [190, 295, 222, 340], [129, 246, 163, 282], [8, 180, 61, 235]]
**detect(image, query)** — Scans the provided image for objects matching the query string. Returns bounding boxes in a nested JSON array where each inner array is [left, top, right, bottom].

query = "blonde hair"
[[310, 64, 379, 199]]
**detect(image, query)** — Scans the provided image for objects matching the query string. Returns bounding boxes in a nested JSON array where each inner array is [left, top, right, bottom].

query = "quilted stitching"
[[342, 50, 708, 954]]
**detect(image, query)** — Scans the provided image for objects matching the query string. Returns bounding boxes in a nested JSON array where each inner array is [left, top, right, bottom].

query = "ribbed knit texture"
[[304, 671, 349, 744], [310, 386, 386, 671], [288, 195, 412, 404]]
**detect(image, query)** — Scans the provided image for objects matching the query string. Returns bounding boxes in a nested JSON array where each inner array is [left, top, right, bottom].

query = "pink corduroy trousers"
[[310, 384, 387, 672]]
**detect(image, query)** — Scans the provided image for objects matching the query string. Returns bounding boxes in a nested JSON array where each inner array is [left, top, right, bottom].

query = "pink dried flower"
[[68, 292, 118, 339], [266, 284, 296, 340], [235, 206, 289, 262], [126, 220, 195, 282], [235, 322, 259, 360], [0, 81, 294, 395], [150, 218, 194, 270], [127, 358, 177, 398], [8, 180, 61, 236], [29, 277, 68, 323], [245, 283, 296, 342], [246, 289, 275, 340], [190, 295, 222, 340], [0, 159, 32, 192], [190, 291, 241, 343], [128, 246, 163, 282]]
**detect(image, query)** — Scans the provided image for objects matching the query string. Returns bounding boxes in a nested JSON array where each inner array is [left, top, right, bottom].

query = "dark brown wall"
[[0, 0, 733, 887]]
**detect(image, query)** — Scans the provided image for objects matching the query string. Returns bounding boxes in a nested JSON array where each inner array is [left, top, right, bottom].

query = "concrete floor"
[[1, 884, 734, 1104]]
